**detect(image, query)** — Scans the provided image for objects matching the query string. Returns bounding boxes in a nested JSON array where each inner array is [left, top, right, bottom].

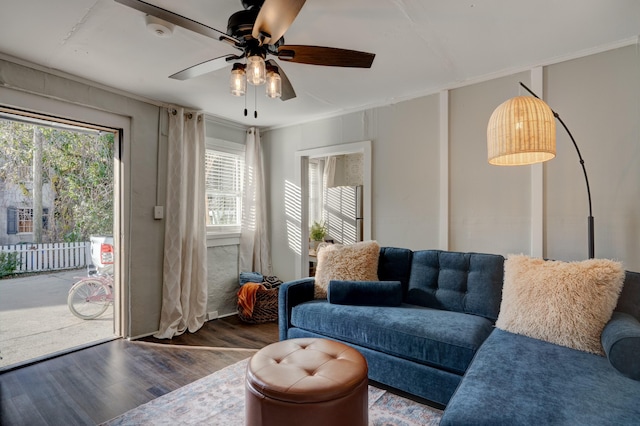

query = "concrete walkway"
[[0, 269, 116, 369]]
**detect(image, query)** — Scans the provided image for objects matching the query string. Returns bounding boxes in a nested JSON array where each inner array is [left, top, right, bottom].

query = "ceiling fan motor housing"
[[227, 9, 260, 40], [241, 0, 264, 10]]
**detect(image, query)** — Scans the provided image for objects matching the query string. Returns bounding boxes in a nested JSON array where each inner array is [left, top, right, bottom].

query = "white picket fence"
[[1, 242, 89, 273]]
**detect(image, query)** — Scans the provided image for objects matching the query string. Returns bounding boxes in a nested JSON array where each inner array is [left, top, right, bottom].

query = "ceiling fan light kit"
[[115, 0, 376, 116], [246, 54, 267, 86], [265, 67, 282, 98], [230, 63, 247, 96]]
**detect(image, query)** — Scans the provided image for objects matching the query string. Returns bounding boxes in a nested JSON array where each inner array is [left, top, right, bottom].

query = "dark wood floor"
[[0, 316, 278, 426]]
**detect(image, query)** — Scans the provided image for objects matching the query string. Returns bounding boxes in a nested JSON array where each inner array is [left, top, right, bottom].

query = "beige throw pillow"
[[314, 241, 380, 299], [496, 255, 625, 355]]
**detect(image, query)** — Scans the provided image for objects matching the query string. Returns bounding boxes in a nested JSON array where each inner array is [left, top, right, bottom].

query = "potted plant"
[[310, 221, 327, 251]]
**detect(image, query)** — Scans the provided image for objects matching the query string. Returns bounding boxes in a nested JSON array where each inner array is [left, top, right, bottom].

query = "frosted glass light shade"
[[487, 96, 556, 165], [246, 55, 266, 86], [265, 70, 282, 98]]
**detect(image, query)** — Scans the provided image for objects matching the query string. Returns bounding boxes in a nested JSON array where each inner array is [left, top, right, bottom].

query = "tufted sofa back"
[[407, 250, 505, 321], [377, 248, 505, 321], [377, 247, 639, 324], [377, 247, 414, 297], [616, 270, 640, 321]]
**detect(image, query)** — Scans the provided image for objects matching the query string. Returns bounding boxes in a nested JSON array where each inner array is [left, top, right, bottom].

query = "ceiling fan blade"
[[266, 59, 296, 101], [114, 0, 240, 46], [252, 0, 306, 45], [169, 55, 237, 80], [277, 45, 375, 68]]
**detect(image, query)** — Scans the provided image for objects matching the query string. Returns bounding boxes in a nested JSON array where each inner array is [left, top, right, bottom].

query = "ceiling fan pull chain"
[[244, 87, 248, 117], [254, 85, 258, 119]]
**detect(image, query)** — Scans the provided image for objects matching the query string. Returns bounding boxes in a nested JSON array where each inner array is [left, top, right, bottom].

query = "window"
[[6, 207, 49, 234], [18, 208, 33, 233], [205, 139, 245, 235]]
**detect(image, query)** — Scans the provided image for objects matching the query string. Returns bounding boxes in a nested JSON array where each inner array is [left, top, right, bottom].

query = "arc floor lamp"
[[487, 82, 594, 259]]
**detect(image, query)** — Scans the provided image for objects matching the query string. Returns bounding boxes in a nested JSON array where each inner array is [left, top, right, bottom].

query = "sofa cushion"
[[290, 301, 494, 375], [313, 241, 380, 299], [601, 312, 640, 381], [377, 247, 413, 298], [441, 329, 640, 426], [615, 271, 640, 320], [407, 250, 504, 321], [287, 327, 463, 406], [496, 255, 625, 355], [327, 280, 403, 307]]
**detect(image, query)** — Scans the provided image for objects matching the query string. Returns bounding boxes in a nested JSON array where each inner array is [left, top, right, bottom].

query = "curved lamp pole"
[[487, 82, 594, 259], [518, 83, 594, 259]]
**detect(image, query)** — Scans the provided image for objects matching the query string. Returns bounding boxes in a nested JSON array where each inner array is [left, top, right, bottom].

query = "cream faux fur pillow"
[[496, 255, 625, 355], [314, 240, 380, 299]]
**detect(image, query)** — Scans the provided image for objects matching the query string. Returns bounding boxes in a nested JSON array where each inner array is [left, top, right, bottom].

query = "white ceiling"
[[1, 0, 639, 128]]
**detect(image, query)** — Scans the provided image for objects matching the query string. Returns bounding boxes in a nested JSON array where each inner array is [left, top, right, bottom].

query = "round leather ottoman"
[[245, 338, 368, 426]]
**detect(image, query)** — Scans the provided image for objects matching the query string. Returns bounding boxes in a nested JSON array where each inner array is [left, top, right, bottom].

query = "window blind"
[[205, 149, 244, 231]]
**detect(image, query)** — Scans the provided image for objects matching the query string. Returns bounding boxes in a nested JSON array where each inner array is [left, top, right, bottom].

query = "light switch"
[[154, 206, 164, 220]]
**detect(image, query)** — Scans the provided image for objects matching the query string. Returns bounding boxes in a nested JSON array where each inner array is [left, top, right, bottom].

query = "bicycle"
[[67, 272, 113, 320]]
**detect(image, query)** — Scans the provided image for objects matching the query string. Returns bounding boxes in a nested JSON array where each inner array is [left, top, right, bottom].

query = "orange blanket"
[[238, 282, 265, 317]]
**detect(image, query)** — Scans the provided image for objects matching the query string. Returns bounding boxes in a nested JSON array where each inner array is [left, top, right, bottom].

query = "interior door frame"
[[294, 141, 372, 279]]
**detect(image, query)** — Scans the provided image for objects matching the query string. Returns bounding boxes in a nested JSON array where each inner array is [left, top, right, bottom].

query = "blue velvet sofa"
[[279, 247, 640, 424], [279, 247, 505, 405], [440, 269, 640, 425]]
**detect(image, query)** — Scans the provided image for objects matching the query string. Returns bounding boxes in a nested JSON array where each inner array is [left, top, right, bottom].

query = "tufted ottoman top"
[[247, 338, 368, 403]]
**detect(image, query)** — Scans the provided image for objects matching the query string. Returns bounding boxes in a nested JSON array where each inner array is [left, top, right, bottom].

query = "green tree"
[[0, 120, 33, 196], [0, 120, 114, 242]]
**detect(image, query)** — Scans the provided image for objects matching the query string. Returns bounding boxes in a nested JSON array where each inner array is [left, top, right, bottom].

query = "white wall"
[[544, 46, 640, 263], [206, 244, 239, 317], [263, 44, 640, 281], [449, 71, 532, 255]]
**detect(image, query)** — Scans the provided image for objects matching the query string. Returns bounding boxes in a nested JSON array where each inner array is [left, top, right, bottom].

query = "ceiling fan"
[[114, 0, 376, 102]]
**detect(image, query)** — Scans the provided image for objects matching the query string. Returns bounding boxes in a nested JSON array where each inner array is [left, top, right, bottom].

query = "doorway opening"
[[295, 141, 372, 279], [309, 154, 365, 246], [0, 107, 121, 370]]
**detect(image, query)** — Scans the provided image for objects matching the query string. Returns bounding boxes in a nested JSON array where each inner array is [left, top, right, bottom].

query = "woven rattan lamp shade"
[[487, 96, 556, 165]]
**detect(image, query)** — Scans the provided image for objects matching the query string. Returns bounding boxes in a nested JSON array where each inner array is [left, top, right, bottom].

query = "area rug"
[[103, 358, 442, 426]]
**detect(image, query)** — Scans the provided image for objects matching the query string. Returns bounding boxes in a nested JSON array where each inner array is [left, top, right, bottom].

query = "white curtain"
[[308, 158, 325, 226], [239, 127, 272, 274], [154, 107, 208, 339], [323, 155, 336, 188]]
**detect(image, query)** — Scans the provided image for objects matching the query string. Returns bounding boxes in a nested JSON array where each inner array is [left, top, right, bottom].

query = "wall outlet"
[[207, 311, 218, 321]]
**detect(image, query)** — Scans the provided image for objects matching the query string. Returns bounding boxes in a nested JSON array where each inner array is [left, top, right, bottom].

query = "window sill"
[[206, 232, 240, 247]]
